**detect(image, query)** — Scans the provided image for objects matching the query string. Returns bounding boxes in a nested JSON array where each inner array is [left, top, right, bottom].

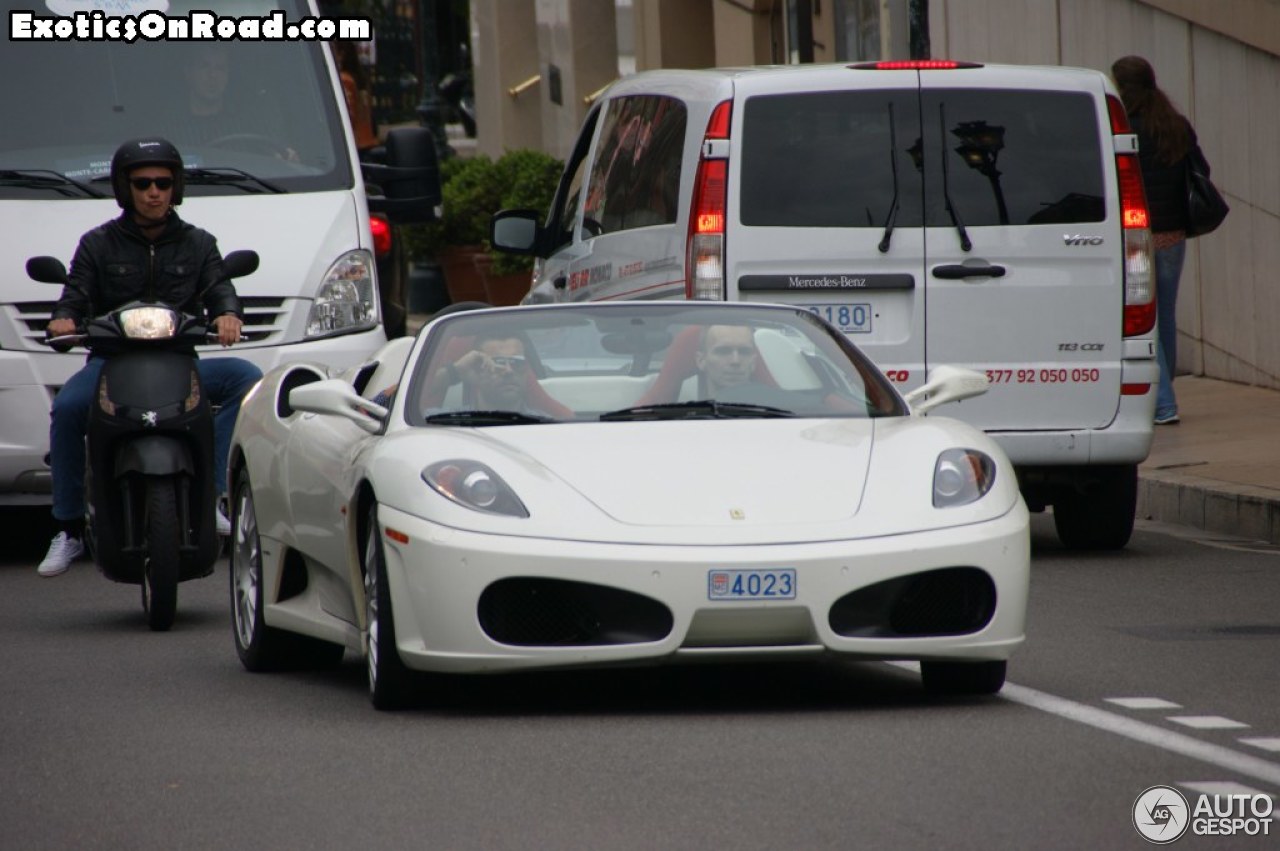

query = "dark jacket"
[[52, 212, 242, 322], [1131, 113, 1196, 234]]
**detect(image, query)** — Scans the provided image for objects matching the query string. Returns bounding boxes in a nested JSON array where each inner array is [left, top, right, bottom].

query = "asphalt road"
[[2, 509, 1277, 850]]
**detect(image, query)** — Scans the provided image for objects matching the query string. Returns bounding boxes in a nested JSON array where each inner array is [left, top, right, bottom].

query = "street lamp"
[[952, 120, 1009, 224]]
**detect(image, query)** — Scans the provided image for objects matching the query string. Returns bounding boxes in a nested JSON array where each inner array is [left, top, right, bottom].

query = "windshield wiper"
[[179, 168, 286, 194], [0, 169, 108, 199], [599, 400, 795, 421], [424, 410, 555, 426], [878, 102, 901, 253], [938, 103, 972, 252]]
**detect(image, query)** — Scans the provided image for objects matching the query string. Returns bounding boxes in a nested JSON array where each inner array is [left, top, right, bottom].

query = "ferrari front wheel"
[[363, 503, 416, 710]]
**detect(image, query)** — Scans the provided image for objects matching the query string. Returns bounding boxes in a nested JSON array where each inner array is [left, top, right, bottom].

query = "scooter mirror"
[[26, 256, 69, 285], [222, 250, 260, 280]]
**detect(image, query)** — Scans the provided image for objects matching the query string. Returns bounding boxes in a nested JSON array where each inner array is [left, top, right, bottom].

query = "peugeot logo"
[[142, 411, 158, 428]]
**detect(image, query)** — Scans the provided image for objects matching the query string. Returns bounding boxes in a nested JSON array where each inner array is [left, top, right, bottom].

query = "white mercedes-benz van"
[[0, 0, 439, 506], [492, 61, 1158, 550]]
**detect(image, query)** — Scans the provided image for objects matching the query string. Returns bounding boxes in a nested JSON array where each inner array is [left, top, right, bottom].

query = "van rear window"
[[920, 89, 1105, 226], [741, 91, 924, 228], [740, 88, 1105, 228]]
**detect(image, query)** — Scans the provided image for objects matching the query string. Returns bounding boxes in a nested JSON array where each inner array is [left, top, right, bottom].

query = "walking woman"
[[1111, 55, 1199, 425]]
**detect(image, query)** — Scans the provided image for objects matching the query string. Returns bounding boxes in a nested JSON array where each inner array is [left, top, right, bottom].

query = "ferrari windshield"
[[404, 303, 906, 425], [0, 0, 351, 199]]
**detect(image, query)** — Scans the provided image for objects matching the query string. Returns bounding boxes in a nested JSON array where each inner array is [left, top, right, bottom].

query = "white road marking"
[[998, 683, 1280, 785], [1168, 715, 1250, 730], [1240, 738, 1280, 753], [1105, 697, 1183, 710], [1179, 781, 1274, 800], [886, 664, 1280, 786]]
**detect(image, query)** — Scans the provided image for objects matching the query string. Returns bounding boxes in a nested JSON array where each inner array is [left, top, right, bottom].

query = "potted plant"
[[475, 149, 564, 305], [404, 154, 505, 305]]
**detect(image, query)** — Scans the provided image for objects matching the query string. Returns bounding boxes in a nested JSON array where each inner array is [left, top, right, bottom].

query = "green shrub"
[[402, 149, 564, 276]]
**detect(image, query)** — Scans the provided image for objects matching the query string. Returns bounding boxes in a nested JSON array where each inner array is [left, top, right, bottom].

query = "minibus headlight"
[[306, 250, 377, 338]]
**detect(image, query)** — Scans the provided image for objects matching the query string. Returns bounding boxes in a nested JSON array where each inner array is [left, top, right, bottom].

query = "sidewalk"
[[1138, 375, 1280, 543]]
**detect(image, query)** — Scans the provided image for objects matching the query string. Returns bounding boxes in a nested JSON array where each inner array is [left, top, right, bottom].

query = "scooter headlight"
[[117, 306, 179, 339]]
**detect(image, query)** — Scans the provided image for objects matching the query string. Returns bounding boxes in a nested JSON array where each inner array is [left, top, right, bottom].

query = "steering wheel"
[[205, 133, 294, 160]]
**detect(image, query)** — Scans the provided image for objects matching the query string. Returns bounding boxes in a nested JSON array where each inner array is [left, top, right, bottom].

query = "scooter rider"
[[38, 137, 263, 577]]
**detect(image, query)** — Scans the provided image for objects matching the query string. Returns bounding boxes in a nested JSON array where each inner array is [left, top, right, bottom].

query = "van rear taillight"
[[1116, 153, 1155, 336], [1105, 94, 1132, 133], [686, 100, 731, 300], [850, 60, 982, 70]]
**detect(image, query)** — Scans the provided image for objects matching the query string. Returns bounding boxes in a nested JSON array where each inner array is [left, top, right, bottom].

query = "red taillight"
[[369, 214, 392, 257], [851, 60, 982, 70], [1121, 383, 1151, 396], [1116, 148, 1155, 337], [693, 160, 727, 235], [704, 100, 732, 139], [686, 101, 731, 300], [1116, 155, 1149, 230], [1106, 94, 1132, 133]]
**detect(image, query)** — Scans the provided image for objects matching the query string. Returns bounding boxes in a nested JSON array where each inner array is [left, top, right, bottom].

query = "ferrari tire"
[[230, 471, 344, 671], [144, 476, 180, 632], [364, 503, 415, 710], [1053, 464, 1137, 551], [921, 660, 1007, 696]]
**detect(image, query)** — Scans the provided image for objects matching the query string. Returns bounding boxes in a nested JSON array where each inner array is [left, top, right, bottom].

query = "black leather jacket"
[[52, 212, 242, 323]]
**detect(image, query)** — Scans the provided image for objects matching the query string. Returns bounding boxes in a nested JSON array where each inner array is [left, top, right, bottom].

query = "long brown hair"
[[1111, 55, 1190, 164]]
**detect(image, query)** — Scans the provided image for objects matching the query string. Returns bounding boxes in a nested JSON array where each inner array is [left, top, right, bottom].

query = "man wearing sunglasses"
[[38, 137, 263, 577]]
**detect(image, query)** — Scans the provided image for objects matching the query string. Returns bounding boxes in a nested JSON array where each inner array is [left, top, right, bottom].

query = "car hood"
[[503, 419, 873, 526], [373, 416, 1019, 545]]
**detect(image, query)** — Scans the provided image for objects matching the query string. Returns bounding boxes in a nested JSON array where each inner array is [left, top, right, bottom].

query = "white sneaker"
[[216, 502, 231, 536], [38, 532, 85, 577]]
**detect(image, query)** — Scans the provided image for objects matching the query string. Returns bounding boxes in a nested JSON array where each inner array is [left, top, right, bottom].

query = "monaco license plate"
[[807, 304, 872, 334], [707, 568, 796, 601]]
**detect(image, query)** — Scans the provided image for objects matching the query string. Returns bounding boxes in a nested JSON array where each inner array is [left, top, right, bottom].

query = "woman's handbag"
[[1185, 145, 1229, 237]]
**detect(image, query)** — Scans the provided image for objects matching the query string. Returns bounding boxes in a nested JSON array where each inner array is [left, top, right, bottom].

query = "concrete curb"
[[1137, 471, 1280, 544]]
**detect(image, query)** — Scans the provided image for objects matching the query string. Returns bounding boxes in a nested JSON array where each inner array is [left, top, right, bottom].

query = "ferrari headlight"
[[118, 306, 178, 339], [423, 460, 529, 518], [933, 448, 996, 508], [306, 250, 377, 338]]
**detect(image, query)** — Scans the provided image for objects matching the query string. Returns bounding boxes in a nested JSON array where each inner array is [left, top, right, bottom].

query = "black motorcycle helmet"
[[110, 137, 185, 210]]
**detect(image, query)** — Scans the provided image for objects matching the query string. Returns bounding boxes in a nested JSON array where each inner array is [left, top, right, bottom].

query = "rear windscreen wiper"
[[938, 103, 973, 252], [599, 400, 795, 421], [878, 102, 901, 253], [0, 169, 108, 199], [424, 410, 555, 426]]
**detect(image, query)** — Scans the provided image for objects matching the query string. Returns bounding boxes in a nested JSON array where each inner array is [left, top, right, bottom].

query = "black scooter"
[[28, 251, 258, 631]]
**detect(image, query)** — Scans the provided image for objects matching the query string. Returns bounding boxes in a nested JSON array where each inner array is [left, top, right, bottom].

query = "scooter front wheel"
[[143, 476, 180, 631]]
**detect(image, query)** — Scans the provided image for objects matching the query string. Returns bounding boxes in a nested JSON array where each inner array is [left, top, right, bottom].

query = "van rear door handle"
[[931, 264, 1006, 279]]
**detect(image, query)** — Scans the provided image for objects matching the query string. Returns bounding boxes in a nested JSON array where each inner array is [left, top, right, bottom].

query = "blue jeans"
[[50, 355, 263, 523], [1154, 240, 1186, 418]]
